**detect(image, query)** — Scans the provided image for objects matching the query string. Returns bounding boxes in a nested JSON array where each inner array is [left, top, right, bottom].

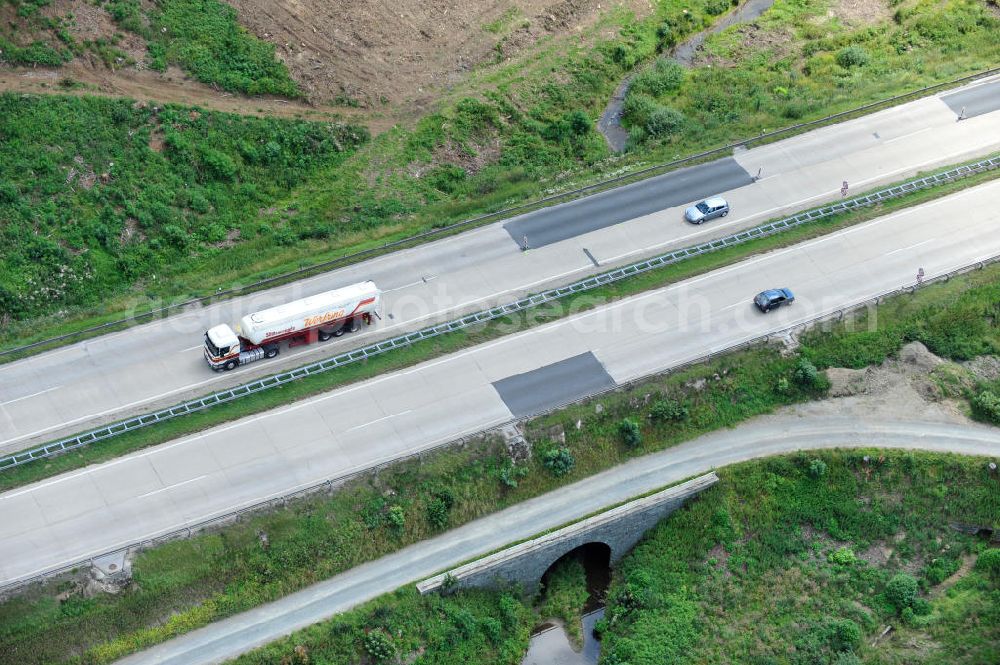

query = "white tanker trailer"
[[203, 280, 380, 371]]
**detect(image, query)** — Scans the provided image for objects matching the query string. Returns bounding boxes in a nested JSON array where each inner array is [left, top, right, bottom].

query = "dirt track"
[[0, 63, 397, 129]]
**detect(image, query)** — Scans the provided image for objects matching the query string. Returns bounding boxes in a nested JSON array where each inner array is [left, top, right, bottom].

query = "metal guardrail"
[[2, 67, 997, 361], [3, 250, 997, 598], [2, 153, 998, 472]]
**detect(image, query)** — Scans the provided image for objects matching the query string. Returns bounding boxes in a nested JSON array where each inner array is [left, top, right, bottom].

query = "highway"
[[1, 178, 999, 587], [119, 415, 1000, 664], [1, 77, 999, 453]]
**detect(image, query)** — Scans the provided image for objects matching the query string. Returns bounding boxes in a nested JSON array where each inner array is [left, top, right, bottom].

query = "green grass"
[[599, 450, 1000, 664], [2, 0, 997, 355], [0, 94, 366, 326], [146, 0, 299, 96], [621, 0, 1000, 148], [2, 255, 998, 663], [4, 158, 997, 493], [535, 557, 590, 648]]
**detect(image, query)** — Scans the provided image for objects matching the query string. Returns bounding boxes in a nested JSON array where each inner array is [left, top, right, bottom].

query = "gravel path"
[[118, 415, 1000, 665]]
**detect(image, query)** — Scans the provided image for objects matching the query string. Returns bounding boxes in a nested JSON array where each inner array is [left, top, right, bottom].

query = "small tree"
[[618, 418, 643, 448], [885, 573, 919, 613]]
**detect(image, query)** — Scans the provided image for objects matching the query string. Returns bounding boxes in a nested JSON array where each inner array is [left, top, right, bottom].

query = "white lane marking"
[[179, 345, 203, 353], [346, 410, 413, 432], [883, 127, 933, 144], [885, 238, 936, 256], [6, 189, 997, 501], [0, 386, 62, 407], [137, 475, 207, 499], [602, 152, 994, 266], [1, 375, 222, 447], [721, 301, 748, 311]]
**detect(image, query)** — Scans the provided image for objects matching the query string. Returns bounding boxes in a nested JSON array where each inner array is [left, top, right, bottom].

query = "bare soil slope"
[[226, 0, 625, 107], [1, 0, 648, 121]]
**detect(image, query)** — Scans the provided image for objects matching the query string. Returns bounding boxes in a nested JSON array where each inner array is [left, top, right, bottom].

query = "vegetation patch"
[[600, 451, 1000, 664], [0, 93, 365, 324]]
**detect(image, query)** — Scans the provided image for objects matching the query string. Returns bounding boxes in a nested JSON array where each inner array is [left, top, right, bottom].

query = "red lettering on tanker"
[[303, 310, 345, 328], [265, 327, 295, 338]]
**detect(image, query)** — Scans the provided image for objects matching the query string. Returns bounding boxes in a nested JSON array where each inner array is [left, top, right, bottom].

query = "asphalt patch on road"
[[941, 79, 1000, 119], [492, 352, 616, 418], [503, 157, 753, 249]]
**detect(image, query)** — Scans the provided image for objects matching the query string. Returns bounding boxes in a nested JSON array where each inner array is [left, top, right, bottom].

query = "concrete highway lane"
[[1, 76, 999, 453], [1, 179, 998, 587]]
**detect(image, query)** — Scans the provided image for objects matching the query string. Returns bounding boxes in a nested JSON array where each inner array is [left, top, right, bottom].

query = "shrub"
[[631, 59, 684, 97], [809, 458, 828, 479], [924, 556, 961, 585], [971, 390, 1000, 424], [480, 616, 503, 644], [499, 462, 529, 488], [650, 398, 688, 423], [568, 110, 591, 135], [793, 358, 830, 392], [387, 506, 405, 531], [656, 22, 675, 49], [621, 92, 658, 126], [828, 546, 855, 565], [645, 107, 685, 137], [836, 46, 870, 68], [976, 548, 1000, 578], [542, 447, 576, 476], [363, 629, 395, 662], [833, 653, 863, 665], [829, 618, 861, 650], [885, 573, 919, 612], [618, 418, 643, 448], [705, 0, 731, 15], [425, 489, 455, 530]]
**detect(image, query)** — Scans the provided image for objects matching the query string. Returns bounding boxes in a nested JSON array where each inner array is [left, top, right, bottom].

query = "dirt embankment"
[[226, 0, 630, 108], [0, 0, 649, 125]]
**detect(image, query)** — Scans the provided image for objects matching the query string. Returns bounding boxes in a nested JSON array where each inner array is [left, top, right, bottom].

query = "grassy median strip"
[[1, 238, 998, 664], [4, 156, 999, 494]]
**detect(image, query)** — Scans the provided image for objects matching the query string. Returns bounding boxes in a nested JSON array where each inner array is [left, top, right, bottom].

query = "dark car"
[[754, 288, 795, 312], [684, 196, 730, 224]]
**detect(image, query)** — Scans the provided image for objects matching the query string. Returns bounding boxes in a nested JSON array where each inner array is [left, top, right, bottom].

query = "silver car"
[[684, 196, 730, 224]]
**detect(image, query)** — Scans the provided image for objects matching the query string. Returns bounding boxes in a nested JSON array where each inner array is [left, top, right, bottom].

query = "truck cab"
[[204, 324, 242, 371]]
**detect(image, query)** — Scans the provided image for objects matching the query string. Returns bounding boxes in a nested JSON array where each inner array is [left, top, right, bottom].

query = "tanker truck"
[[203, 280, 381, 371]]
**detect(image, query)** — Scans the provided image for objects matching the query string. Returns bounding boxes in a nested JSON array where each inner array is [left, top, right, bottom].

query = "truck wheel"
[[223, 359, 239, 371], [333, 326, 346, 337], [318, 330, 332, 342], [264, 346, 279, 359]]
